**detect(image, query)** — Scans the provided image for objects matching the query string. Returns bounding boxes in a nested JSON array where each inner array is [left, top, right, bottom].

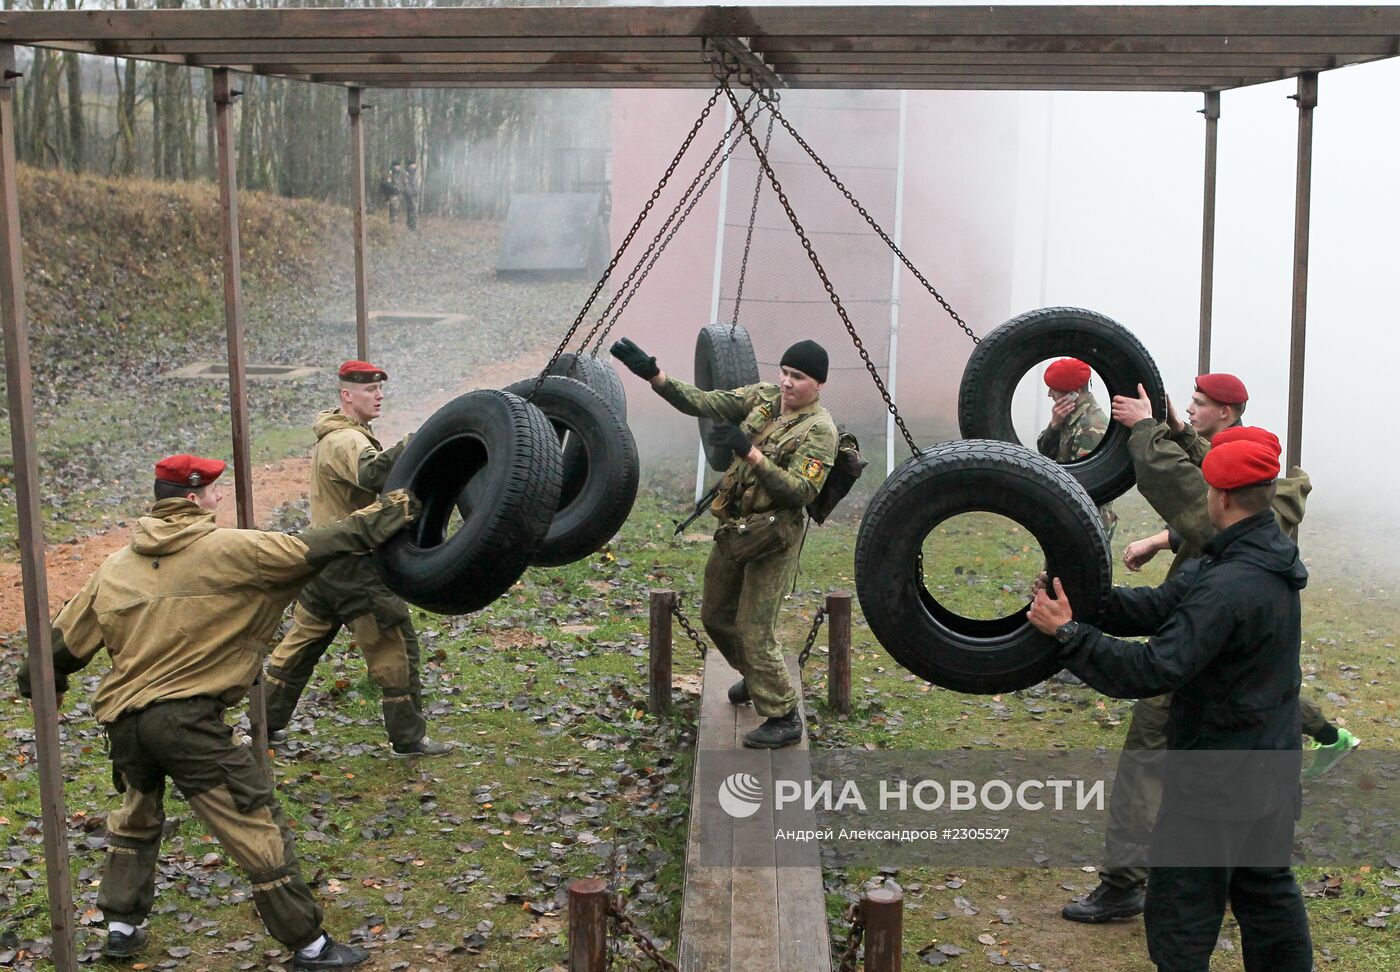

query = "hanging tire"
[[376, 389, 563, 615], [957, 306, 1165, 505], [694, 323, 760, 471], [502, 375, 640, 567], [548, 351, 627, 419], [854, 439, 1112, 695]]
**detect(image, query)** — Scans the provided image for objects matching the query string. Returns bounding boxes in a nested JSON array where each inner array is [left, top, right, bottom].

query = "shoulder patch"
[[801, 457, 826, 481]]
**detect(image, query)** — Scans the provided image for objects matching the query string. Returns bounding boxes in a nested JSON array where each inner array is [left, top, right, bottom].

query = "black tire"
[[502, 375, 640, 567], [694, 324, 760, 471], [548, 352, 627, 419], [958, 306, 1165, 505], [376, 389, 563, 614], [854, 439, 1112, 695]]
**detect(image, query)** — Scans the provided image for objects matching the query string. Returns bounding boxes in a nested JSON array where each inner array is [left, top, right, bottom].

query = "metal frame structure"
[[1, 6, 1395, 967]]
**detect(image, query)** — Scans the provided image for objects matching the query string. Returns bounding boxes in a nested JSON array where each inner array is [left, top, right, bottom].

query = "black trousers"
[[1145, 805, 1312, 971]]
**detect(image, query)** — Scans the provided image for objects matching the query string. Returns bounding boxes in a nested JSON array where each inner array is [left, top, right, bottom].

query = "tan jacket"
[[46, 500, 329, 723]]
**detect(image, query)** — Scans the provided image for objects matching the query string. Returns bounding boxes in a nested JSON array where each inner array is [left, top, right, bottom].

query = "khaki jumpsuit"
[[17, 495, 414, 949], [264, 410, 425, 747], [656, 378, 838, 717]]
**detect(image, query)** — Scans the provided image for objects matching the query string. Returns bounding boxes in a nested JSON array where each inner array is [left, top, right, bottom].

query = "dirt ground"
[[0, 344, 553, 634]]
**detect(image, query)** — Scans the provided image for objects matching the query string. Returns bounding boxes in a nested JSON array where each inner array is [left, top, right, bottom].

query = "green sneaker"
[[1304, 727, 1360, 780]]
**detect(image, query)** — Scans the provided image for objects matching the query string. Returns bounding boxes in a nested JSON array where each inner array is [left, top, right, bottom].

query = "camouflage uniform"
[[1098, 418, 1318, 893], [396, 165, 419, 231], [655, 377, 838, 717], [1036, 391, 1117, 538], [17, 495, 413, 950], [264, 410, 425, 748], [380, 168, 400, 223]]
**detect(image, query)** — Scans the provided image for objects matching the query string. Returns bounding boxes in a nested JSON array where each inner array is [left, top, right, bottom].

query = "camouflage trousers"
[[700, 515, 804, 718], [99, 697, 323, 950], [264, 602, 425, 748], [1100, 692, 1330, 892]]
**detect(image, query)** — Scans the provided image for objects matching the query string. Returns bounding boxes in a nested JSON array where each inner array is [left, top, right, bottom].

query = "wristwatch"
[[1054, 621, 1080, 645]]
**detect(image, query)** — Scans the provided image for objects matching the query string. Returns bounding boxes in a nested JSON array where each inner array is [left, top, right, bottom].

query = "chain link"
[[722, 82, 919, 456], [756, 89, 980, 347], [797, 605, 827, 669], [607, 895, 679, 972], [836, 900, 866, 972], [670, 596, 709, 660], [587, 97, 763, 355], [729, 110, 775, 333], [527, 82, 725, 401]]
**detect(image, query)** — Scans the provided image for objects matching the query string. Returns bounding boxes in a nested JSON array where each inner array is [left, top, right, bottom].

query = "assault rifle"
[[673, 483, 721, 537]]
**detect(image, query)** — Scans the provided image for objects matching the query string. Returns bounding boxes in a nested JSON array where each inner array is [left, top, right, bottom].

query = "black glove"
[[609, 337, 659, 381], [707, 424, 752, 459]]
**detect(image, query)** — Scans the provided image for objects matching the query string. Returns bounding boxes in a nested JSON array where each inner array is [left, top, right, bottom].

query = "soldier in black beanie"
[[612, 335, 838, 749]]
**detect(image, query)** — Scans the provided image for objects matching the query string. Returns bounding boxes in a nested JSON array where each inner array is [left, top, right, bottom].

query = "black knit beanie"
[[780, 340, 829, 383]]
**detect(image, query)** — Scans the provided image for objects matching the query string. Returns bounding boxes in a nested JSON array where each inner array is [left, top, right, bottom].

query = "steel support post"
[[0, 44, 78, 972], [648, 589, 675, 715], [1286, 74, 1317, 472], [697, 95, 736, 503], [349, 87, 369, 360], [885, 90, 908, 476], [1198, 91, 1220, 374], [213, 68, 268, 763]]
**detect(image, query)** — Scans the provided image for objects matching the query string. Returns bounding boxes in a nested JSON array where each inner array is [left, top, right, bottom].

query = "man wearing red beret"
[[264, 361, 451, 757], [18, 454, 420, 968], [1037, 358, 1117, 538], [1066, 372, 1351, 923], [1029, 434, 1313, 970]]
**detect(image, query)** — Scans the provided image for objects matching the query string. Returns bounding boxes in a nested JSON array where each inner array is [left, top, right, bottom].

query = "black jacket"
[[1062, 510, 1307, 816]]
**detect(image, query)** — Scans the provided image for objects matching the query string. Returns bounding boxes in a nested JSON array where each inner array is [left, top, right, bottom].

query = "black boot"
[[727, 679, 751, 705], [743, 709, 803, 749], [1061, 881, 1145, 923], [292, 936, 370, 970], [102, 927, 149, 959]]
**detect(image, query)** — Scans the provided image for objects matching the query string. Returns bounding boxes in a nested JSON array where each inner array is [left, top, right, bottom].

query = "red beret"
[[338, 359, 388, 383], [1194, 372, 1247, 406], [1212, 425, 1281, 458], [1044, 358, 1092, 393], [155, 454, 226, 488], [1202, 440, 1279, 490]]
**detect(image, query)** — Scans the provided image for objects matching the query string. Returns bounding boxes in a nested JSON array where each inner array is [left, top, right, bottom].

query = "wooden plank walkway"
[[678, 652, 831, 972]]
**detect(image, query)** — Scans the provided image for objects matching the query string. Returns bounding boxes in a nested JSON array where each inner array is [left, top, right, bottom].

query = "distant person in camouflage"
[[611, 336, 838, 750], [380, 160, 401, 223], [1036, 357, 1117, 538], [397, 158, 419, 231], [263, 360, 451, 758], [18, 453, 419, 969]]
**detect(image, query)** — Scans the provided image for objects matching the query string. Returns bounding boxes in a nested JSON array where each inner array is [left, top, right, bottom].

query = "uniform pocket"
[[716, 513, 798, 564]]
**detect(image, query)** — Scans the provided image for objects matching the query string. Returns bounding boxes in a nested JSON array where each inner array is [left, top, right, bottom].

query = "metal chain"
[[729, 110, 776, 333], [836, 901, 866, 972], [607, 895, 680, 972], [756, 88, 980, 347], [670, 597, 709, 660], [796, 606, 827, 669], [722, 81, 919, 455], [589, 103, 763, 354], [528, 81, 726, 400]]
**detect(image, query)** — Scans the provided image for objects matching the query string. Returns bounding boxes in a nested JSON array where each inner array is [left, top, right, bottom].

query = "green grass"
[[11, 485, 1392, 970]]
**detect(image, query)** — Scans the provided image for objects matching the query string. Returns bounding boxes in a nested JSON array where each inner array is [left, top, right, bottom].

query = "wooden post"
[[649, 589, 675, 715], [212, 68, 268, 764], [1197, 91, 1220, 375], [348, 86, 369, 360], [1286, 73, 1317, 473], [567, 877, 608, 972], [862, 887, 903, 972], [827, 591, 851, 716], [0, 43, 78, 972]]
